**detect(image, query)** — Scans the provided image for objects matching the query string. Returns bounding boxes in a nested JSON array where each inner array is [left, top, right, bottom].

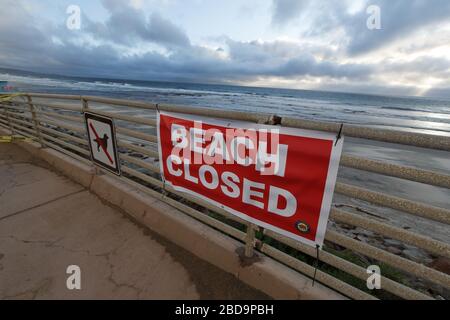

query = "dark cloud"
[[382, 57, 450, 78], [270, 0, 450, 55], [276, 56, 372, 79], [0, 1, 373, 83], [0, 1, 55, 67], [343, 0, 450, 55], [224, 39, 372, 80], [271, 0, 308, 26], [84, 1, 190, 47]]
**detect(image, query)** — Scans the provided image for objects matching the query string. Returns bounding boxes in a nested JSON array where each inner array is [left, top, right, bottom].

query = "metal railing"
[[1, 92, 449, 300]]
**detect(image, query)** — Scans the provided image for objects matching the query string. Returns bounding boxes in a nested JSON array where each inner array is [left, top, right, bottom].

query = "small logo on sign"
[[295, 221, 310, 234]]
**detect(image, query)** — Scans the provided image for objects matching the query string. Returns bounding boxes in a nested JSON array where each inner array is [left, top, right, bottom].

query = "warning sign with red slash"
[[84, 112, 121, 175]]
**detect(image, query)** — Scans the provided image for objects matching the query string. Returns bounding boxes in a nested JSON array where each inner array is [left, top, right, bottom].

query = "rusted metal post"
[[244, 223, 256, 257], [27, 95, 43, 146]]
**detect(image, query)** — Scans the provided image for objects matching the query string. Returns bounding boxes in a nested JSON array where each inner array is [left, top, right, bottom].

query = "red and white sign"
[[157, 111, 343, 247]]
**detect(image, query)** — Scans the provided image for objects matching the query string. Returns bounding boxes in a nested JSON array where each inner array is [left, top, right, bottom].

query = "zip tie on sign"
[[161, 176, 167, 194], [312, 244, 320, 286], [335, 123, 344, 146], [0, 93, 24, 102], [154, 103, 166, 195]]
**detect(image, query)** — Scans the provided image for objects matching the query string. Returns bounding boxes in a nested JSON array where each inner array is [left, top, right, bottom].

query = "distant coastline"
[[2, 67, 450, 140], [2, 66, 450, 102]]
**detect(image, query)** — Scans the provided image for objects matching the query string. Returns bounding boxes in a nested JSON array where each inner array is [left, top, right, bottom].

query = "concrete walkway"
[[0, 143, 269, 299]]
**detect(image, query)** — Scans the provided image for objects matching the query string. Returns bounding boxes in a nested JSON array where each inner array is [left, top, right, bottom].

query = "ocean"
[[2, 70, 450, 138]]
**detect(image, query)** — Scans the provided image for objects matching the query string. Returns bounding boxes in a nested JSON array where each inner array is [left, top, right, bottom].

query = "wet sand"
[[338, 137, 449, 244]]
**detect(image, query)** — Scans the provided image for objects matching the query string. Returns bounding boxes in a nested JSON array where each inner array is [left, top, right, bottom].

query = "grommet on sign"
[[295, 221, 310, 234]]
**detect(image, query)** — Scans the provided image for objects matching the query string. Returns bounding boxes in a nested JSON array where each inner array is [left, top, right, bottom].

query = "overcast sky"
[[1, 0, 450, 98]]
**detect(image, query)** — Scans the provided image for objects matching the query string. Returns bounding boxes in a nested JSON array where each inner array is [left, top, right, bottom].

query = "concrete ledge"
[[15, 139, 41, 157], [14, 138, 94, 188], [40, 148, 94, 188], [11, 138, 346, 300]]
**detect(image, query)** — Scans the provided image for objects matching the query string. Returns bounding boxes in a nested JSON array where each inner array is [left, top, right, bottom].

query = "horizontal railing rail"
[[1, 92, 449, 300]]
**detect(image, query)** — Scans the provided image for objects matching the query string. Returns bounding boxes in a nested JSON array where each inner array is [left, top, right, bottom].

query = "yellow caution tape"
[[0, 135, 34, 143], [0, 93, 24, 102]]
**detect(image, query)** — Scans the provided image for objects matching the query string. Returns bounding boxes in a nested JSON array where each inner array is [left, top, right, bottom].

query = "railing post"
[[27, 95, 43, 147], [3, 106, 14, 135], [244, 223, 256, 257], [81, 97, 89, 113], [81, 97, 101, 175]]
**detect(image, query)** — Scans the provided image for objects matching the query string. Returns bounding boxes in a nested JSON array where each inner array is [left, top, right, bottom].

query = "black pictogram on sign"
[[84, 112, 121, 175]]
